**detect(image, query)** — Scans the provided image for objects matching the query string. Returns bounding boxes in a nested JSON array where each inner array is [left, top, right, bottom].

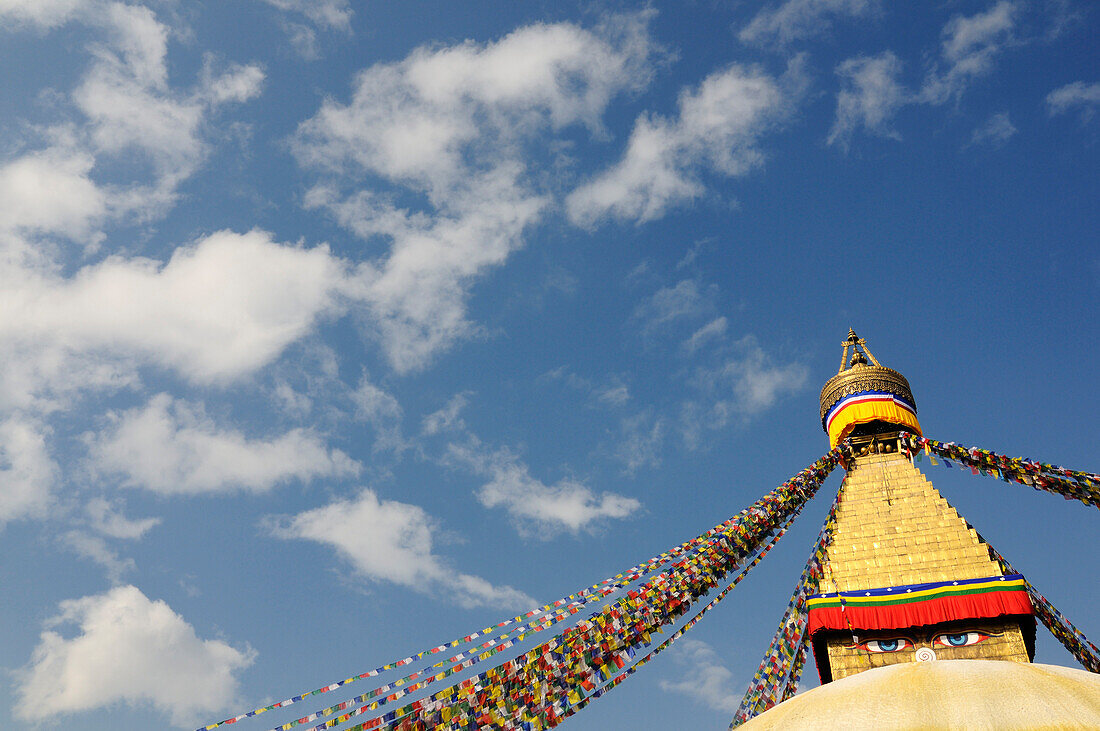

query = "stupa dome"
[[740, 660, 1100, 729]]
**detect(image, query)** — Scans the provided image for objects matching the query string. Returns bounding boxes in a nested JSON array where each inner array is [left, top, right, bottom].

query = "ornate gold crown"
[[819, 329, 917, 428]]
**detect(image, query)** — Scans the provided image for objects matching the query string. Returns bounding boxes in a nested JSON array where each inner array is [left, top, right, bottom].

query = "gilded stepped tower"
[[808, 331, 1034, 682]]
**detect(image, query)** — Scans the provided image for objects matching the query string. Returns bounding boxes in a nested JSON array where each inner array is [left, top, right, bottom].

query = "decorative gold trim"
[[819, 366, 915, 422], [819, 331, 917, 425]]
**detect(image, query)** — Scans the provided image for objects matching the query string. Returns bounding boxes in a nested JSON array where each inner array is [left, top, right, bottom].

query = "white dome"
[[741, 660, 1100, 729]]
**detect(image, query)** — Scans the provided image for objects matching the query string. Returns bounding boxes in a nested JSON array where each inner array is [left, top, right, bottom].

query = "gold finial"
[[838, 329, 880, 373]]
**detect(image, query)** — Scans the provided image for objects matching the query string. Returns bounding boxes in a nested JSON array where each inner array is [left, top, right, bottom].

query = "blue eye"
[[863, 638, 908, 653], [934, 632, 988, 647]]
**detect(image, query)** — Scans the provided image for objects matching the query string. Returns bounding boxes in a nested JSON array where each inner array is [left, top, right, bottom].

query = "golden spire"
[[837, 328, 880, 373]]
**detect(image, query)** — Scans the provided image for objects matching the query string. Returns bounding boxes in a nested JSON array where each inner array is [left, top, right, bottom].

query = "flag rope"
[[370, 511, 801, 731], [730, 480, 844, 727], [901, 433, 1100, 508], [198, 455, 834, 731], [252, 449, 843, 731], [983, 541, 1100, 673]]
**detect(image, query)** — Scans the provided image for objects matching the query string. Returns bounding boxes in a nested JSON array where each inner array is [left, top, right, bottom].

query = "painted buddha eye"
[[934, 632, 989, 647], [862, 638, 908, 653]]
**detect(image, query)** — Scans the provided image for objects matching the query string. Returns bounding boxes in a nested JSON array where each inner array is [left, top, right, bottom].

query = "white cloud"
[[920, 1, 1018, 105], [351, 373, 406, 452], [91, 393, 359, 495], [1047, 81, 1100, 120], [970, 111, 1017, 146], [14, 585, 254, 727], [566, 63, 789, 226], [685, 316, 728, 353], [296, 15, 658, 370], [739, 0, 876, 46], [313, 175, 547, 372], [539, 368, 630, 409], [658, 639, 742, 714], [829, 3, 1021, 150], [262, 0, 351, 59], [86, 497, 160, 539], [272, 489, 535, 609], [70, 3, 264, 207], [613, 411, 665, 474], [685, 336, 808, 439], [828, 52, 906, 150], [713, 341, 808, 415], [62, 531, 135, 583], [0, 2, 264, 248], [595, 379, 631, 406], [0, 0, 88, 28], [634, 279, 714, 336], [261, 0, 352, 31], [0, 229, 348, 406], [0, 148, 107, 242], [421, 393, 470, 436], [448, 441, 641, 534], [199, 57, 266, 105], [0, 416, 57, 525]]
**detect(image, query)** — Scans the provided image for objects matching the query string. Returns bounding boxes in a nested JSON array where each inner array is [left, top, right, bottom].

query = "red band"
[[808, 589, 1033, 636]]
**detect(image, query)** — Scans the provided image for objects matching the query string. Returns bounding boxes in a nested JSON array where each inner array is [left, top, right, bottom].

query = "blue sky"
[[0, 1, 1096, 728]]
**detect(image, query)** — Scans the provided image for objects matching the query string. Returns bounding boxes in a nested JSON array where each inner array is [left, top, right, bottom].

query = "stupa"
[[741, 330, 1100, 728], [200, 330, 1097, 731]]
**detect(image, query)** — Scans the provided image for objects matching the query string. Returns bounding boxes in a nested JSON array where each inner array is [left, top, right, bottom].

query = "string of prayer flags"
[[273, 449, 844, 731], [553, 516, 798, 727], [730, 484, 844, 727], [899, 433, 1100, 509], [200, 450, 849, 731], [986, 544, 1100, 673]]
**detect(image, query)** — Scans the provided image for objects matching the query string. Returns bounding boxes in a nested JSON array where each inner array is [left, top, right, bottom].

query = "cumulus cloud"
[[70, 3, 264, 207], [711, 341, 808, 415], [828, 52, 906, 150], [295, 15, 658, 370], [920, 1, 1018, 105], [566, 63, 792, 226], [447, 441, 641, 534], [658, 639, 742, 713], [272, 489, 535, 609], [1047, 81, 1100, 120], [14, 585, 254, 727], [0, 148, 107, 243], [0, 1, 263, 251], [969, 111, 1017, 146], [0, 416, 57, 526], [90, 393, 359, 494], [0, 229, 347, 407], [739, 0, 877, 46]]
